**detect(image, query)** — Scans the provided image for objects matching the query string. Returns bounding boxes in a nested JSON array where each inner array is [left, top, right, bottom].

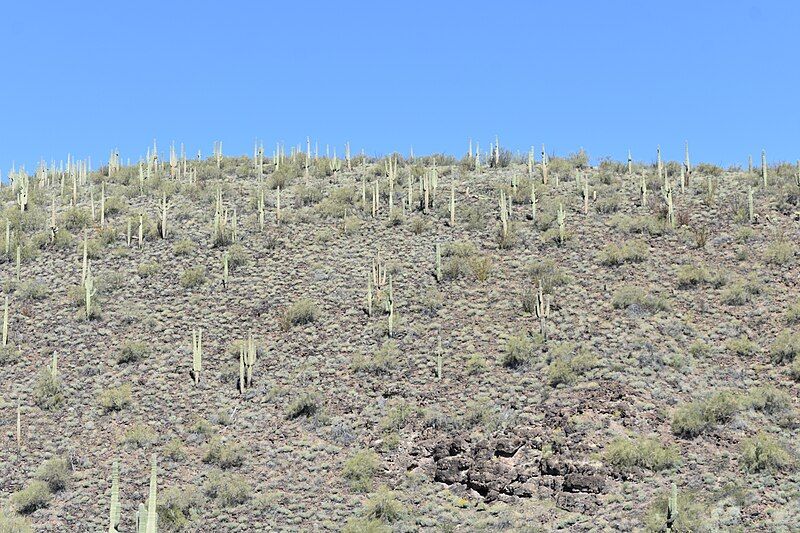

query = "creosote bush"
[[597, 240, 648, 266], [203, 470, 252, 507], [34, 458, 72, 492], [343, 449, 379, 492], [99, 383, 132, 412], [611, 286, 670, 313], [118, 341, 149, 364], [770, 330, 800, 364], [157, 486, 203, 531], [11, 481, 51, 515], [280, 298, 319, 329], [502, 333, 538, 368], [203, 437, 246, 469], [286, 392, 321, 419], [604, 437, 680, 472], [33, 369, 63, 411], [672, 391, 740, 438], [179, 266, 207, 288], [740, 432, 793, 472]]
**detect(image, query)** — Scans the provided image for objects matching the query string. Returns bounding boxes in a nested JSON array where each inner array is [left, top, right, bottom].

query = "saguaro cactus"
[[192, 329, 202, 385], [2, 296, 8, 346], [534, 281, 552, 340], [108, 461, 120, 533], [761, 149, 767, 187], [557, 204, 566, 245], [666, 483, 678, 530], [135, 454, 158, 533]]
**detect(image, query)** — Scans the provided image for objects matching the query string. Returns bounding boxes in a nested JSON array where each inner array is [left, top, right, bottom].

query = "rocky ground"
[[0, 149, 799, 532]]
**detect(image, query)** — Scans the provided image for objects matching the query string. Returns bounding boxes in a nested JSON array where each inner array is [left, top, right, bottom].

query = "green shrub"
[[137, 262, 162, 278], [34, 458, 71, 492], [173, 239, 195, 256], [597, 240, 648, 266], [379, 402, 416, 432], [203, 470, 251, 507], [179, 267, 207, 288], [225, 244, 248, 271], [16, 280, 48, 301], [163, 439, 187, 461], [122, 423, 156, 448], [644, 489, 707, 532], [343, 450, 379, 492], [786, 302, 800, 325], [33, 369, 63, 411], [725, 336, 757, 356], [342, 518, 391, 533], [604, 437, 680, 472], [721, 279, 762, 305], [502, 333, 536, 368], [771, 330, 800, 363], [547, 359, 575, 386], [740, 432, 793, 472], [0, 507, 32, 532], [203, 437, 246, 468], [11, 481, 51, 514], [118, 341, 149, 364], [363, 486, 404, 524], [676, 264, 709, 288], [746, 386, 791, 413], [99, 384, 132, 412], [672, 391, 740, 438], [763, 240, 795, 265], [62, 207, 92, 230], [156, 486, 203, 531], [527, 259, 570, 294], [611, 286, 670, 312], [280, 298, 318, 329], [286, 392, 320, 419], [0, 344, 20, 366], [351, 341, 399, 375]]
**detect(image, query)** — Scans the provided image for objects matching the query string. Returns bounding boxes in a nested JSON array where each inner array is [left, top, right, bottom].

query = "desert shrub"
[[469, 255, 493, 281], [342, 518, 391, 533], [527, 259, 570, 294], [597, 240, 648, 266], [643, 489, 707, 532], [99, 384, 132, 412], [465, 353, 487, 375], [118, 341, 149, 364], [351, 341, 399, 375], [771, 330, 800, 363], [720, 277, 762, 305], [78, 238, 103, 260], [203, 470, 251, 507], [546, 359, 575, 386], [33, 369, 63, 411], [163, 439, 187, 461], [62, 207, 92, 230], [137, 262, 162, 278], [546, 346, 597, 387], [502, 333, 537, 368], [34, 458, 71, 492], [343, 215, 361, 235], [225, 244, 248, 271], [188, 417, 215, 439], [676, 264, 709, 288], [763, 239, 795, 265], [11, 481, 51, 515], [343, 450, 379, 492], [740, 432, 793, 472], [409, 217, 429, 234], [280, 298, 318, 329], [96, 227, 117, 246], [0, 344, 20, 366], [594, 196, 621, 214], [725, 336, 757, 356], [746, 385, 791, 413], [179, 267, 207, 288], [203, 437, 245, 469], [122, 423, 157, 448], [173, 239, 195, 256], [16, 280, 48, 301], [379, 402, 416, 432], [610, 214, 664, 235], [604, 437, 680, 472], [671, 391, 740, 438], [786, 302, 800, 325], [611, 286, 670, 312], [363, 486, 404, 524], [0, 507, 32, 531], [157, 486, 203, 531], [286, 392, 320, 419]]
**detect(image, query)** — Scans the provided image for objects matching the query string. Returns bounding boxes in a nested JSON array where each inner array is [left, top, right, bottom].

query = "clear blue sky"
[[1, 1, 798, 173]]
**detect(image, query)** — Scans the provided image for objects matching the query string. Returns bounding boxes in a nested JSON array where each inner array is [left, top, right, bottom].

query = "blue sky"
[[1, 1, 797, 173]]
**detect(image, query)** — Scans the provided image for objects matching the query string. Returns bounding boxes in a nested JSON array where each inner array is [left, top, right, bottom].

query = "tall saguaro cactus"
[[108, 461, 120, 533]]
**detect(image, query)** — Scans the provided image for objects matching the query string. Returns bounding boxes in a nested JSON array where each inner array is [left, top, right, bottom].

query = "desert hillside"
[[1, 143, 799, 532]]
